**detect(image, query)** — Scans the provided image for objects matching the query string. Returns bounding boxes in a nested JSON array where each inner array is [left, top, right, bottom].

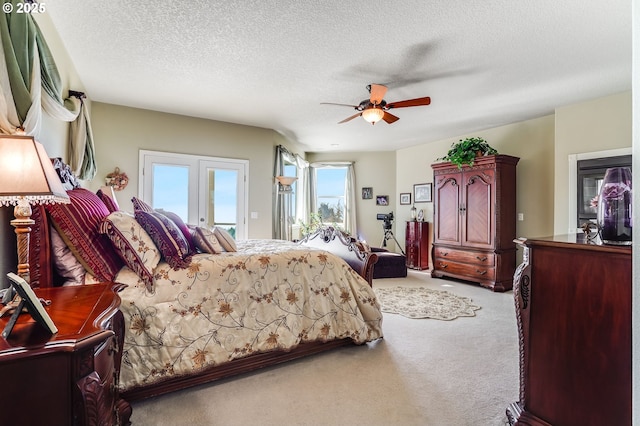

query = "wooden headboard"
[[29, 205, 54, 288]]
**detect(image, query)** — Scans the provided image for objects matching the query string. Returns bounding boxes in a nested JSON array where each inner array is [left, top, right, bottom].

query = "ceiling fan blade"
[[382, 112, 400, 124], [368, 84, 388, 105], [338, 112, 362, 124], [386, 96, 431, 109], [321, 102, 359, 108]]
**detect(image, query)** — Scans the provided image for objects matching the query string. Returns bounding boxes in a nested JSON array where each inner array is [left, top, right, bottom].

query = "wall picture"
[[400, 193, 411, 205], [362, 187, 373, 199], [376, 195, 389, 206], [414, 183, 432, 203]]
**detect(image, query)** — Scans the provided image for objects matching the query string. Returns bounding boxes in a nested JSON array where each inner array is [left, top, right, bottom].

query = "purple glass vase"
[[597, 167, 632, 245]]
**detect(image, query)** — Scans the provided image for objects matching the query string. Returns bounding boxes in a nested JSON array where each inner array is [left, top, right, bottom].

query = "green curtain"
[[0, 0, 96, 180], [0, 2, 35, 123]]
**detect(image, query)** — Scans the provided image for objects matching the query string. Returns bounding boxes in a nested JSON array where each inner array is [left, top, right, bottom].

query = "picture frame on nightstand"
[[2, 273, 57, 338]]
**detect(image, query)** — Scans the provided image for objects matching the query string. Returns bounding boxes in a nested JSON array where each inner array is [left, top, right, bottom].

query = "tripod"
[[381, 225, 405, 255]]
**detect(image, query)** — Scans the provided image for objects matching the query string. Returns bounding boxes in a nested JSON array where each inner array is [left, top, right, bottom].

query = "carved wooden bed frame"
[[28, 206, 378, 401]]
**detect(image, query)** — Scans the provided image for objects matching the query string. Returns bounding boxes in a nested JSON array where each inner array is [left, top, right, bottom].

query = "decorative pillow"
[[213, 227, 237, 252], [50, 157, 81, 190], [45, 188, 124, 282], [100, 211, 161, 291], [131, 196, 154, 212], [156, 209, 196, 253], [135, 210, 192, 269], [96, 188, 120, 213], [191, 227, 223, 254], [50, 226, 86, 286]]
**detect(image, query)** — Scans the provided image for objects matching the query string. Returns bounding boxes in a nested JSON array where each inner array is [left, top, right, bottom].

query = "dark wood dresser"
[[405, 221, 429, 270], [431, 155, 519, 291], [0, 283, 132, 425], [507, 235, 631, 426]]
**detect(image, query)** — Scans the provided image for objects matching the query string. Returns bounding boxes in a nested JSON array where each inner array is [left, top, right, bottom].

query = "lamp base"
[[11, 198, 34, 284]]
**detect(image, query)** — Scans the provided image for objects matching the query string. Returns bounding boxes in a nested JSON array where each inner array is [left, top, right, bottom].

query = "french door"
[[139, 150, 248, 238]]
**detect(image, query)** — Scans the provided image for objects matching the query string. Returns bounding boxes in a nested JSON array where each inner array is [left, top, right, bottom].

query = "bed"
[[26, 167, 383, 405]]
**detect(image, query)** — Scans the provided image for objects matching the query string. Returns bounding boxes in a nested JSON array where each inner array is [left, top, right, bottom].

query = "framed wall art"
[[414, 183, 432, 203], [376, 195, 389, 206], [362, 187, 373, 199], [400, 193, 411, 205]]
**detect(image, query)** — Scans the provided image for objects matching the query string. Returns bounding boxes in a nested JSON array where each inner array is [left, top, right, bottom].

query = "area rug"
[[374, 286, 481, 320]]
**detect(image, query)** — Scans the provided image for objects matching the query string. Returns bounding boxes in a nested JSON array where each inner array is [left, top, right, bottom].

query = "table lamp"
[[0, 135, 70, 283]]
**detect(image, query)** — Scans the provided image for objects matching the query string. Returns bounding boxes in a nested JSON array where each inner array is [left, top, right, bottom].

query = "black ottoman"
[[371, 247, 407, 279]]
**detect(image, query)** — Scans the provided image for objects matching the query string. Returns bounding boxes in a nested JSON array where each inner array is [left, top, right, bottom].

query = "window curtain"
[[310, 161, 357, 236], [273, 145, 309, 240], [0, 1, 97, 180]]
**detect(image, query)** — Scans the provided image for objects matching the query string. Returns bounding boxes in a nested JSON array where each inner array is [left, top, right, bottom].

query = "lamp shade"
[[0, 135, 70, 206], [361, 107, 385, 124], [275, 176, 298, 186]]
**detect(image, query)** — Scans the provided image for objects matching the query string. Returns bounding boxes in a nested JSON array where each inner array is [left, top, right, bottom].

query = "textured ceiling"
[[44, 1, 631, 152]]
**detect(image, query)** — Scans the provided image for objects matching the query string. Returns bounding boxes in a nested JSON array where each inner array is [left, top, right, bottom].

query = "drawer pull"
[[476, 270, 487, 275], [476, 256, 488, 262], [440, 263, 448, 269], [442, 252, 448, 256]]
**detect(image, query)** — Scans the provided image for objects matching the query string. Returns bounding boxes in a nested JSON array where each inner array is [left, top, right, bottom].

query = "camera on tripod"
[[376, 212, 394, 230]]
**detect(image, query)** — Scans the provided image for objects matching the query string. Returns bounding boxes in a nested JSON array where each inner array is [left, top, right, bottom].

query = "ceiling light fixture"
[[361, 106, 384, 125]]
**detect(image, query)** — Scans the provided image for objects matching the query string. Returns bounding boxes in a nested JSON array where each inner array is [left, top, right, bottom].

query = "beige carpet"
[[374, 286, 481, 320], [129, 270, 519, 426]]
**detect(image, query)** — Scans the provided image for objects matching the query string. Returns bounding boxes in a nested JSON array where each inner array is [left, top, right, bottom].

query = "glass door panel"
[[199, 160, 246, 239]]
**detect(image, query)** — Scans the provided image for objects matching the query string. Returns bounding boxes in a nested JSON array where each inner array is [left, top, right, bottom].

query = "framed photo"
[[414, 183, 432, 203], [3, 272, 58, 338], [362, 187, 373, 200], [376, 195, 389, 206], [400, 192, 411, 205]]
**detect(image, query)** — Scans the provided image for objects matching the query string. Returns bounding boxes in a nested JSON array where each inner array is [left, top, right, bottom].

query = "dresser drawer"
[[434, 247, 495, 266], [434, 259, 496, 281]]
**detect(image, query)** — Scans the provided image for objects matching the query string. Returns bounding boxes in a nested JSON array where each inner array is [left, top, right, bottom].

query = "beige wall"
[[88, 102, 290, 239], [306, 151, 397, 249], [396, 115, 556, 259], [553, 91, 632, 234]]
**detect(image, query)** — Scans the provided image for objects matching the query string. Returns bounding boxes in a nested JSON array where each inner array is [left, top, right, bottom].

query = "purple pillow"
[[96, 188, 120, 213], [131, 196, 154, 212], [135, 210, 192, 269], [156, 209, 196, 253]]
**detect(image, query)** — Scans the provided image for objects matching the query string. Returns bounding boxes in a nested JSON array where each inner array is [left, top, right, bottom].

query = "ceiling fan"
[[322, 84, 431, 125]]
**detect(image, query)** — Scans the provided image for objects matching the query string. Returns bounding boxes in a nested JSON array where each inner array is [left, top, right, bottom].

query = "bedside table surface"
[[0, 283, 120, 354]]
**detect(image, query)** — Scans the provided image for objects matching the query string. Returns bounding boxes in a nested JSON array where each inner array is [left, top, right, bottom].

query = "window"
[[283, 162, 298, 225], [140, 150, 248, 238], [314, 166, 348, 227]]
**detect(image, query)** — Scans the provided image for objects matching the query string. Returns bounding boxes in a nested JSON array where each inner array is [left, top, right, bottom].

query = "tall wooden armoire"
[[431, 155, 519, 291]]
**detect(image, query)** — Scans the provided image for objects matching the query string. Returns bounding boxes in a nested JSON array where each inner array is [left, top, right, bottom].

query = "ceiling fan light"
[[361, 107, 384, 124]]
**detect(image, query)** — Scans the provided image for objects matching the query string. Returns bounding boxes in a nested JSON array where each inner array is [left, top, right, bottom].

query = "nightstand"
[[0, 283, 132, 425]]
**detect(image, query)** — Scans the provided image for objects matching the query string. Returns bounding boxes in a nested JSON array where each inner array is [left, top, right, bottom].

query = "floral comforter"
[[115, 239, 383, 392]]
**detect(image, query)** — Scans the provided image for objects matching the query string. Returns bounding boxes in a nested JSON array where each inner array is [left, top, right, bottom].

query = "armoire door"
[[461, 168, 495, 249], [433, 171, 461, 246]]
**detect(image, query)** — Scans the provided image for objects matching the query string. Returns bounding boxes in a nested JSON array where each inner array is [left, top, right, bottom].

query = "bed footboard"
[[298, 226, 377, 286]]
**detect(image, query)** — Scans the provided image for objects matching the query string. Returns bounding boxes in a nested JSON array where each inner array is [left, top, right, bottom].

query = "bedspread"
[[115, 239, 383, 391]]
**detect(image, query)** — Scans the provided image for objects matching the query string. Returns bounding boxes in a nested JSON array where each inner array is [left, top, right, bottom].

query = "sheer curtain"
[[310, 161, 357, 235], [273, 145, 309, 240], [0, 2, 97, 179]]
